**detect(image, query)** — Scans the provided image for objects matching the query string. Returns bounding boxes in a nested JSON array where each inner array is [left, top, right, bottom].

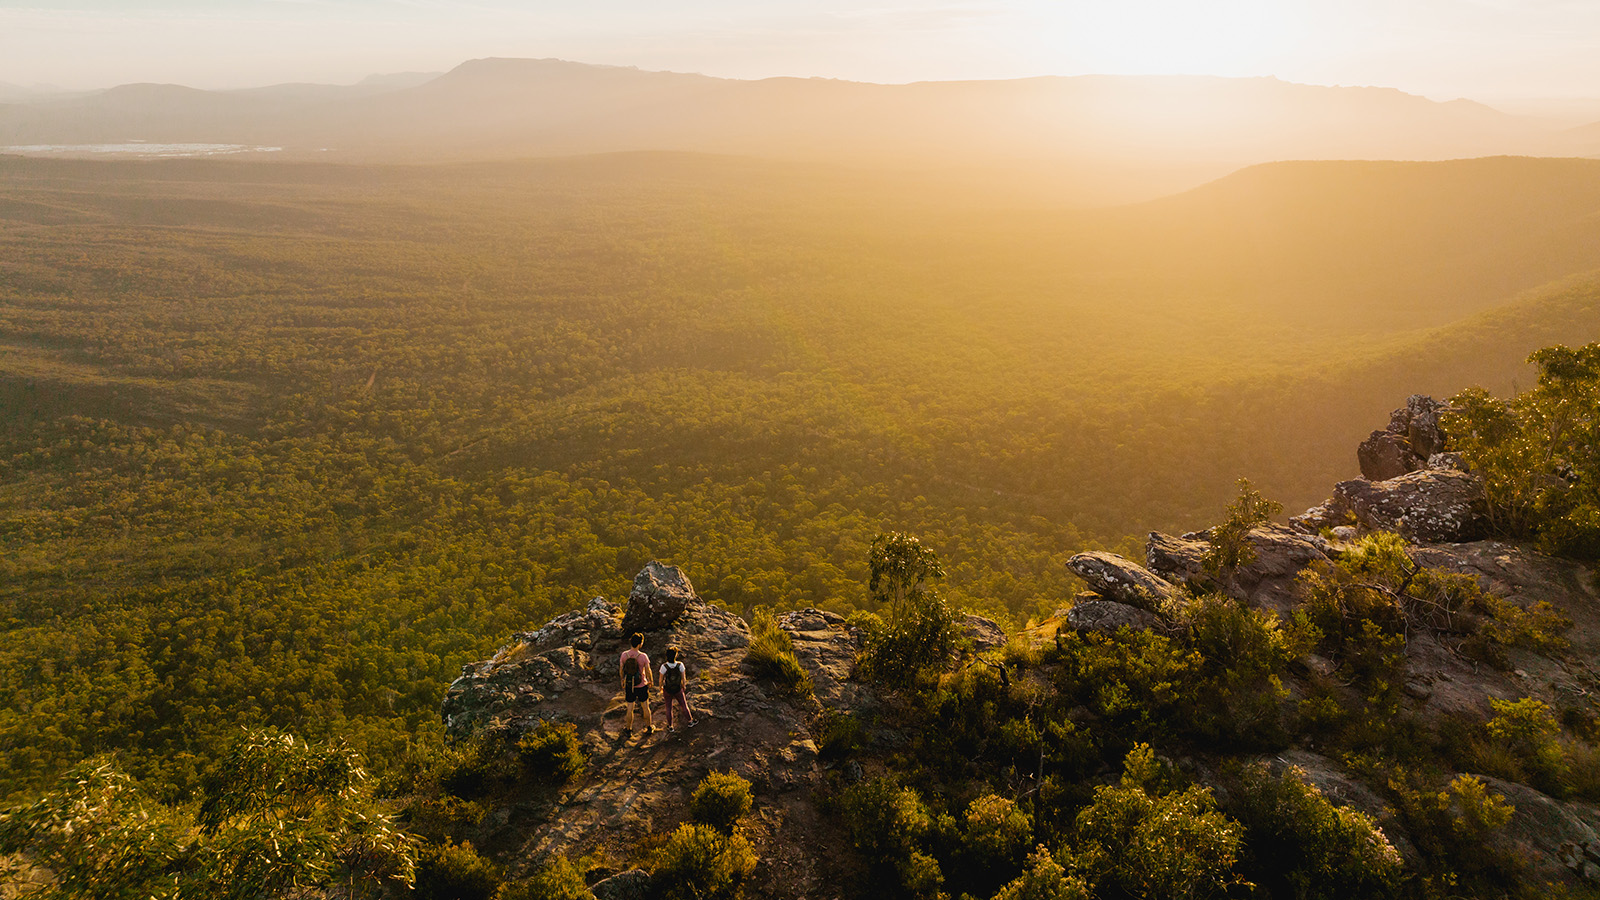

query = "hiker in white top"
[[619, 632, 654, 737], [658, 645, 697, 731]]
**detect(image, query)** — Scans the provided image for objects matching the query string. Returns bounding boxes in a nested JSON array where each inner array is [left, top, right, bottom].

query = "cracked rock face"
[[1146, 525, 1332, 613]]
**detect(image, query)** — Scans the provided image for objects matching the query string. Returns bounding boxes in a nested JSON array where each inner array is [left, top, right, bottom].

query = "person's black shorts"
[[625, 682, 650, 704]]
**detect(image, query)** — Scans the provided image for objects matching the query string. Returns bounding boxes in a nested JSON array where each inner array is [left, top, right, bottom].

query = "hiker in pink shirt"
[[618, 632, 655, 736]]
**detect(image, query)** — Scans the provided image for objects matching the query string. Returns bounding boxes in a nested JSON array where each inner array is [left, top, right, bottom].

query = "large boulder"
[[1334, 469, 1487, 543], [621, 561, 698, 633], [1066, 599, 1161, 633], [1067, 551, 1177, 612]]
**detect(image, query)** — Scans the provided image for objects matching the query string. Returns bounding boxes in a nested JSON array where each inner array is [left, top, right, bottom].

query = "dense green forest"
[[3, 152, 1600, 801]]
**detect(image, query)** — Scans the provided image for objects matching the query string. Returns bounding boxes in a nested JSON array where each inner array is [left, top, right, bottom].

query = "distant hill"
[[3, 58, 1595, 204]]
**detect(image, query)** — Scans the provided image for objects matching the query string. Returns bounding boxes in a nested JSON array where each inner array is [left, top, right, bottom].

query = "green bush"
[[415, 840, 502, 900], [957, 794, 1033, 895], [650, 824, 757, 900], [517, 721, 586, 785], [816, 709, 863, 761], [1481, 697, 1568, 793], [990, 846, 1090, 900], [689, 771, 754, 834], [1445, 343, 1600, 557], [1230, 763, 1402, 900], [745, 607, 813, 697], [498, 855, 594, 900], [1070, 745, 1243, 900], [834, 777, 956, 897]]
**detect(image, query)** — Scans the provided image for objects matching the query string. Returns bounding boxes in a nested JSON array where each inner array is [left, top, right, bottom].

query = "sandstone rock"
[[960, 613, 1006, 651], [1474, 775, 1600, 886], [621, 561, 698, 633], [1144, 525, 1331, 612], [591, 869, 650, 900], [1358, 429, 1422, 481], [1067, 551, 1176, 611], [1400, 394, 1449, 460], [1066, 599, 1160, 633], [1288, 495, 1352, 534], [1334, 469, 1486, 543], [1146, 532, 1209, 584]]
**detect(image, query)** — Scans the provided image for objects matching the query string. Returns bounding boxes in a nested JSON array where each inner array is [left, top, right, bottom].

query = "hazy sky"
[[3, 0, 1599, 103]]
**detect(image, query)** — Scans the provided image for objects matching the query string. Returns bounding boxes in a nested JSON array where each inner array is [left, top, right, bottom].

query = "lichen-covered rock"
[[1358, 429, 1423, 481], [1067, 551, 1176, 611], [621, 561, 698, 633], [1066, 599, 1161, 633], [591, 869, 651, 900], [1334, 468, 1486, 543]]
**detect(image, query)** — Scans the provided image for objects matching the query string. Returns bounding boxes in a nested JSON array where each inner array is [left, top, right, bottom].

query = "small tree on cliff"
[[1201, 479, 1282, 595], [860, 532, 956, 687]]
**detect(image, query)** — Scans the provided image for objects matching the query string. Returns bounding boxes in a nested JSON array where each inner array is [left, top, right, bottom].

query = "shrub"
[[745, 607, 813, 697], [816, 709, 863, 761], [689, 771, 754, 834], [1070, 745, 1244, 900], [650, 824, 757, 900], [834, 777, 956, 897], [414, 839, 501, 900], [1200, 479, 1283, 592], [991, 846, 1091, 900], [1230, 763, 1402, 900], [517, 721, 586, 785], [957, 794, 1033, 896], [1482, 697, 1568, 793], [498, 855, 594, 900]]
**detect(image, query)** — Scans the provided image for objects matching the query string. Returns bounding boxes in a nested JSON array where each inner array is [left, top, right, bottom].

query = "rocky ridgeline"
[[444, 395, 1600, 892], [1057, 395, 1600, 886]]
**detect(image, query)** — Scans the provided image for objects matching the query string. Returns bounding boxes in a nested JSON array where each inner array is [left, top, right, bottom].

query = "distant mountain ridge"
[[2, 58, 1595, 204]]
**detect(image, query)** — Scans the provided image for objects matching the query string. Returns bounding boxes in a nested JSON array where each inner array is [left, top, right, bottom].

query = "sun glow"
[[1037, 0, 1308, 77]]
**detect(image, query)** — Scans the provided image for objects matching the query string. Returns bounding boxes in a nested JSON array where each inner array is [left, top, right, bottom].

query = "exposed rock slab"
[[591, 869, 651, 900], [621, 561, 698, 633], [1067, 551, 1176, 612], [1334, 469, 1486, 543], [1475, 776, 1600, 887]]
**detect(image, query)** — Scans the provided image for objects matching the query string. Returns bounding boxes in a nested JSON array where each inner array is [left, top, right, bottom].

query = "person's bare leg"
[[644, 696, 655, 732]]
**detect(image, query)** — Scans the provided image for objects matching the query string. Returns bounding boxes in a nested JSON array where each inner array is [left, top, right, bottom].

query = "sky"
[[3, 0, 1600, 106]]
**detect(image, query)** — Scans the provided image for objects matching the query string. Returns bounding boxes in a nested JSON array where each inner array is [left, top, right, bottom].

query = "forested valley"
[[4, 151, 1600, 803]]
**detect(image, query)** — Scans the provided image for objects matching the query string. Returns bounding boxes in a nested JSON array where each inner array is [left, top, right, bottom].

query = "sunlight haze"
[[3, 0, 1599, 104]]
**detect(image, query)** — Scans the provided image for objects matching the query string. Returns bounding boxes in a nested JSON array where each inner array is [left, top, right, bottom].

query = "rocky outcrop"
[[590, 869, 651, 900], [442, 572, 873, 899], [1358, 430, 1422, 481], [1066, 598, 1161, 633], [1334, 468, 1486, 543], [1067, 551, 1177, 612], [1145, 525, 1332, 612], [620, 561, 699, 634], [1358, 395, 1450, 481]]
